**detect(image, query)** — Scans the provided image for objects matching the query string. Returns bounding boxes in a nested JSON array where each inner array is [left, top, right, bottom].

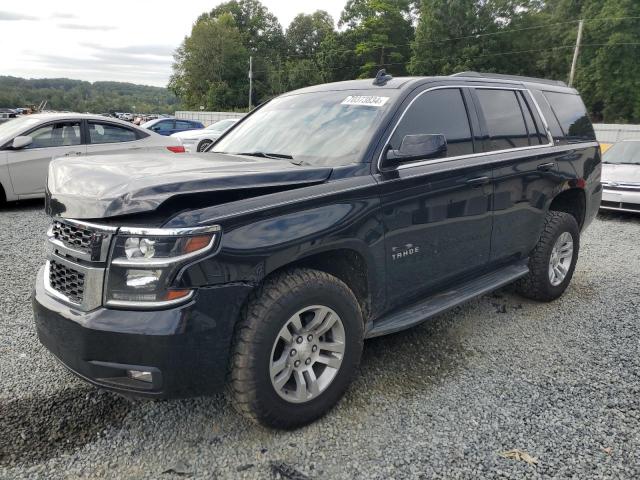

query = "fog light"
[[127, 370, 153, 383]]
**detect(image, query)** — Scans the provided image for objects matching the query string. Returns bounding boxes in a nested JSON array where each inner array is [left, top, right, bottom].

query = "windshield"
[[603, 141, 640, 165], [0, 116, 42, 140], [206, 119, 236, 132], [211, 91, 393, 166]]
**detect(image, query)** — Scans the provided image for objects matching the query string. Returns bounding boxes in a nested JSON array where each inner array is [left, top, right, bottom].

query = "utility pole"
[[569, 19, 584, 87], [248, 56, 253, 110]]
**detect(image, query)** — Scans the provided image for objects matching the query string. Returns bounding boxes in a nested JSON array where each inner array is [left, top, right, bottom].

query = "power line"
[[257, 15, 640, 65], [254, 42, 640, 76]]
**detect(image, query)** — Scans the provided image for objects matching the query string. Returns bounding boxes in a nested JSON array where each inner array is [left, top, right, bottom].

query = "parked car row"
[[0, 113, 185, 202], [171, 118, 238, 151]]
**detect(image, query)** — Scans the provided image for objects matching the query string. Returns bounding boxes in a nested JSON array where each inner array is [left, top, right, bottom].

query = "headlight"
[[105, 225, 220, 308]]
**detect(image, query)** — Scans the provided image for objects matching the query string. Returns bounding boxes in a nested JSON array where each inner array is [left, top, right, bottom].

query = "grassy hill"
[[0, 76, 180, 114]]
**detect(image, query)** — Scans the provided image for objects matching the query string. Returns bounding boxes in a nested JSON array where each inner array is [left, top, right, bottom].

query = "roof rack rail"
[[451, 71, 568, 87]]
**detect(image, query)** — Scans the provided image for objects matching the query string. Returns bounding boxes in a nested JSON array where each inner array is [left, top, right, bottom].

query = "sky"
[[0, 0, 347, 87]]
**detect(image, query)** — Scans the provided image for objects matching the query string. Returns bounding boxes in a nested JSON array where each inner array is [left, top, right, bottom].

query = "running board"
[[366, 260, 529, 338]]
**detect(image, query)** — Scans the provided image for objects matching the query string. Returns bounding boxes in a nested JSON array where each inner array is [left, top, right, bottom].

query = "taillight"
[[166, 146, 185, 153]]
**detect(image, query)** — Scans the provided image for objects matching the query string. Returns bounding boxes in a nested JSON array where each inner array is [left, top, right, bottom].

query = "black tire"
[[196, 139, 213, 152], [516, 211, 580, 301], [229, 268, 364, 429]]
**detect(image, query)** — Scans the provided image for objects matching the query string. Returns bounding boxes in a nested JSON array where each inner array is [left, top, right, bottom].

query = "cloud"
[[25, 51, 172, 86], [0, 11, 38, 21], [58, 23, 116, 31], [81, 42, 175, 57], [51, 12, 76, 19]]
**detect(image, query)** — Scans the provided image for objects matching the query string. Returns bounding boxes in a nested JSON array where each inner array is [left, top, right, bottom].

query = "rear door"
[[85, 120, 145, 156], [7, 120, 86, 196], [471, 87, 563, 263], [377, 86, 494, 310]]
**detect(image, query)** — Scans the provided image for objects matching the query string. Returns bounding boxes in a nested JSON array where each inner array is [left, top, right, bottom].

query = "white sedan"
[[0, 113, 185, 203], [171, 118, 239, 152]]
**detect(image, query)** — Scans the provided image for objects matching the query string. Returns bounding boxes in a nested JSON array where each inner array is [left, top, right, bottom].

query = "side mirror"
[[12, 135, 33, 149], [383, 134, 447, 169]]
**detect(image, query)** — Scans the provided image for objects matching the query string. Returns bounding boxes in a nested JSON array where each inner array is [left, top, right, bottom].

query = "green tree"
[[340, 0, 415, 77], [169, 13, 249, 110], [286, 11, 335, 57]]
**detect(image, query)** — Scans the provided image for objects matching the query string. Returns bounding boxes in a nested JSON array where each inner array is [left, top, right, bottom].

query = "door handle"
[[537, 162, 556, 172], [465, 176, 490, 187]]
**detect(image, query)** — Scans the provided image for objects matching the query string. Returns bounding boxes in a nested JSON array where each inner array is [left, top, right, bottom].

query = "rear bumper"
[[33, 267, 253, 398], [600, 187, 640, 213]]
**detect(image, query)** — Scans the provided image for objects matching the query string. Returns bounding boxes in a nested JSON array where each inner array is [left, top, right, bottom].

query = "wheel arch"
[[548, 187, 586, 229], [264, 247, 374, 323]]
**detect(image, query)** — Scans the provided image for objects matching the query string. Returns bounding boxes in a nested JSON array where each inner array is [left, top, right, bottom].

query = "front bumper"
[[33, 267, 253, 398], [600, 187, 640, 213]]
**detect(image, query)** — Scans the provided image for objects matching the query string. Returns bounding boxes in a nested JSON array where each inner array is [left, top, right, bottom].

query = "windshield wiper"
[[238, 151, 294, 160]]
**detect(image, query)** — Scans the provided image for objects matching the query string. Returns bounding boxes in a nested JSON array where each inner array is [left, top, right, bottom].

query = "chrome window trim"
[[376, 85, 556, 172]]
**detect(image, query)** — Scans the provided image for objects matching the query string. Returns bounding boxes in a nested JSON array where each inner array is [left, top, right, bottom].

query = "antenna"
[[373, 69, 393, 86]]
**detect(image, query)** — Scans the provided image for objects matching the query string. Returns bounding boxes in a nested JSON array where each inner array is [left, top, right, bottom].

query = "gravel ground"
[[0, 201, 638, 479]]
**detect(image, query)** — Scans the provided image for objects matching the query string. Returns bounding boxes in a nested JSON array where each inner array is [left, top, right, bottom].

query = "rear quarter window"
[[542, 91, 595, 142]]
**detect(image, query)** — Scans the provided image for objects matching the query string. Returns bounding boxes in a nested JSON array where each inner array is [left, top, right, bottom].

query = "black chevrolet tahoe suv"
[[33, 71, 602, 429]]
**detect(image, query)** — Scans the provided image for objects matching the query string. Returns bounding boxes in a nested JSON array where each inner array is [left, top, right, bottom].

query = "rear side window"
[[177, 120, 195, 129], [542, 91, 595, 142], [391, 88, 474, 158], [88, 122, 137, 144], [476, 89, 529, 150]]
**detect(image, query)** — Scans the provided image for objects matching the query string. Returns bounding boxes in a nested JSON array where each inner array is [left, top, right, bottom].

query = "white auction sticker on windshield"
[[341, 95, 390, 107]]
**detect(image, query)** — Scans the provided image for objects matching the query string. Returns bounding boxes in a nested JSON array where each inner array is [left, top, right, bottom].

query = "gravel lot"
[[1, 201, 638, 479]]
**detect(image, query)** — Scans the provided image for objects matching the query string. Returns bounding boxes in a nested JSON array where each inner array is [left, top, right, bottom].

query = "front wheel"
[[516, 211, 580, 301], [229, 268, 364, 429]]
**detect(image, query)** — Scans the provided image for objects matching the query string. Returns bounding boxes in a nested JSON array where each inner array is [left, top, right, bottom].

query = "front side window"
[[476, 89, 529, 151], [390, 88, 474, 158], [88, 122, 137, 144], [543, 91, 595, 142], [212, 91, 395, 166], [27, 121, 81, 148]]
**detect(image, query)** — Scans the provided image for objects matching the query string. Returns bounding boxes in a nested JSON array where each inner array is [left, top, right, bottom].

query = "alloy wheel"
[[269, 305, 345, 404]]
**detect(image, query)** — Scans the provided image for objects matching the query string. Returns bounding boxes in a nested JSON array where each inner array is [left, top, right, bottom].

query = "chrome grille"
[[51, 220, 94, 254], [48, 260, 85, 304]]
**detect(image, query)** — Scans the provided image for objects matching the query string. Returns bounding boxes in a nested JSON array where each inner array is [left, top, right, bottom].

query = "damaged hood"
[[46, 152, 333, 219]]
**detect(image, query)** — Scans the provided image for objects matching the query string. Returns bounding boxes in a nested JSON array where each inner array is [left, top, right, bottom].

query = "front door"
[[377, 87, 494, 310], [8, 120, 85, 196]]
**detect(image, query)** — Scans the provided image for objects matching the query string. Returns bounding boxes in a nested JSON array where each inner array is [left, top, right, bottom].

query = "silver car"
[[0, 113, 184, 203], [171, 118, 239, 152], [601, 140, 640, 213]]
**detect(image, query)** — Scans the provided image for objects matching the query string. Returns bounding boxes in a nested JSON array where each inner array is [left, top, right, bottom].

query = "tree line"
[[170, 0, 640, 123], [0, 77, 180, 114]]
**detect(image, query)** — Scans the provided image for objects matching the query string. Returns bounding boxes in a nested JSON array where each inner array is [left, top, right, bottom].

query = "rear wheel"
[[229, 268, 363, 429], [196, 139, 213, 152], [516, 211, 580, 301]]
